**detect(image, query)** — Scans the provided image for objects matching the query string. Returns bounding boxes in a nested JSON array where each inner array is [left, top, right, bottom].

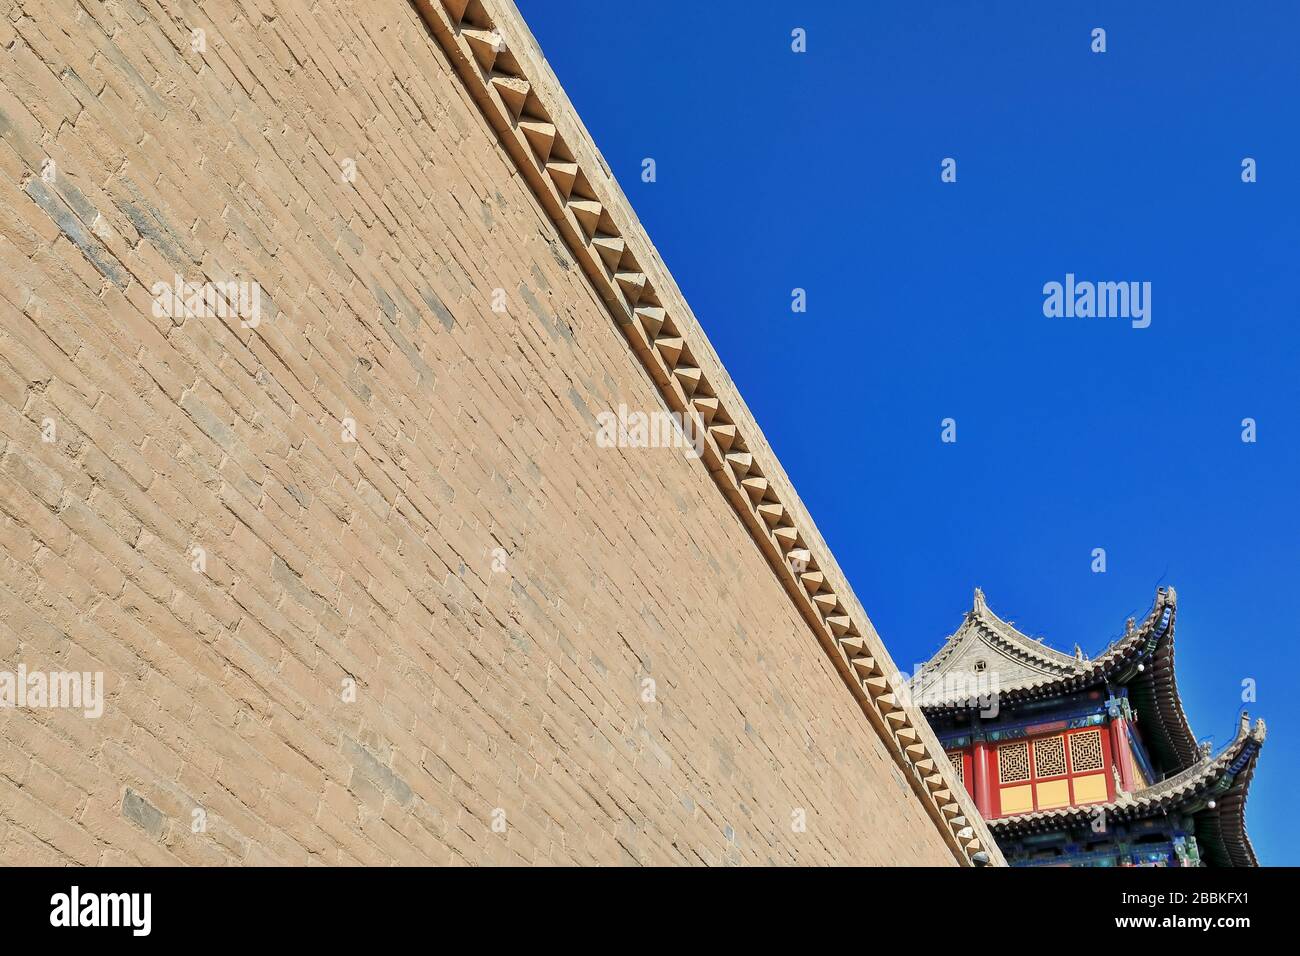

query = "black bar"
[[0, 864, 1285, 941]]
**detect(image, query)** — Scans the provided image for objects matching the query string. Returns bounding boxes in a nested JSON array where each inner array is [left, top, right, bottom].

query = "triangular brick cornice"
[[410, 0, 1002, 868]]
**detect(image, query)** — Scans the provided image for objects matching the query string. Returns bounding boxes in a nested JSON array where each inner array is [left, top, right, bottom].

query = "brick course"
[[0, 0, 958, 865]]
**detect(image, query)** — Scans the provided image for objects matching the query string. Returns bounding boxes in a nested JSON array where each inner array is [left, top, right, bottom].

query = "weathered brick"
[[0, 0, 964, 868]]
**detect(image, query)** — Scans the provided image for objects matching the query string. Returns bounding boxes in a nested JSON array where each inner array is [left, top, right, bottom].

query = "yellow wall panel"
[[1072, 773, 1109, 805], [1000, 784, 1034, 815], [1035, 779, 1070, 809]]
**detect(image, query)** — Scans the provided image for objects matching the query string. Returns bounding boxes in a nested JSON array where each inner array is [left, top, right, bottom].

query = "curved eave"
[[1123, 603, 1199, 773], [990, 718, 1264, 866], [1194, 730, 1263, 866], [919, 589, 1201, 773]]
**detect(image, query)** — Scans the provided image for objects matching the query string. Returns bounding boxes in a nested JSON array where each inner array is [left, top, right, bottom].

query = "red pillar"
[[972, 738, 993, 817], [1110, 717, 1136, 793]]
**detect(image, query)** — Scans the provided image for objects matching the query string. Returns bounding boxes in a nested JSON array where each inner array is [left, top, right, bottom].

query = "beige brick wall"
[[0, 0, 955, 865]]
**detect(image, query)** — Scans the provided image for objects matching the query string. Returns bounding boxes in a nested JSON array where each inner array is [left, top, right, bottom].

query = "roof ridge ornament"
[[972, 587, 987, 615]]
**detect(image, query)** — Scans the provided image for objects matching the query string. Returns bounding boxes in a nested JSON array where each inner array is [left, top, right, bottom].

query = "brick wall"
[[0, 0, 956, 865]]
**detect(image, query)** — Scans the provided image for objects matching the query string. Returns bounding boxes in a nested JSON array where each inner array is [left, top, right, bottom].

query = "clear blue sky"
[[515, 0, 1299, 865]]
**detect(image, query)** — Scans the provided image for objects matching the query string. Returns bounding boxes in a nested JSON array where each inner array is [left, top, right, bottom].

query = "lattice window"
[[998, 741, 1030, 784], [1033, 735, 1067, 778], [948, 752, 964, 786], [1069, 729, 1105, 773]]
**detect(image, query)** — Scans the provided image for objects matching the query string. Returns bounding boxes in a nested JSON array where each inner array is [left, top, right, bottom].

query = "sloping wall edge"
[[410, 0, 1002, 866]]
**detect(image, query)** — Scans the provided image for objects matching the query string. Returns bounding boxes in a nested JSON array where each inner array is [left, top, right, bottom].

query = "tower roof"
[[910, 587, 1200, 773]]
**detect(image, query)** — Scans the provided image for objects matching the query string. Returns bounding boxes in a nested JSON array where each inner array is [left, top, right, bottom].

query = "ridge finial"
[[973, 587, 986, 614]]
